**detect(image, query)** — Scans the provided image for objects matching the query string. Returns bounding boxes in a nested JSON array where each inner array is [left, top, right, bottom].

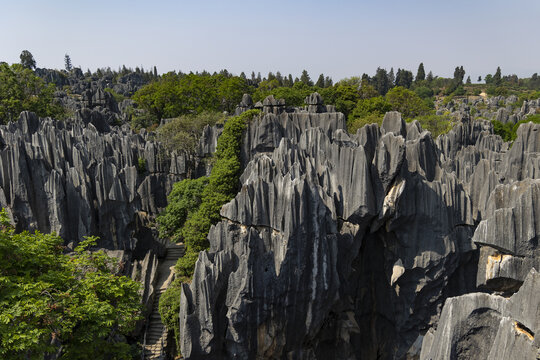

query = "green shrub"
[[347, 113, 383, 134], [492, 114, 540, 142], [104, 87, 126, 103], [452, 86, 466, 96], [414, 114, 454, 138], [158, 278, 183, 351], [137, 157, 146, 174], [385, 86, 432, 118], [414, 86, 434, 99], [175, 251, 200, 277], [157, 111, 225, 155], [0, 211, 142, 358], [157, 177, 209, 241]]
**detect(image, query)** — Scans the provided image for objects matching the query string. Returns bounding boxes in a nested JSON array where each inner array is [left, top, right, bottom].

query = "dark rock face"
[[2, 91, 540, 358], [0, 111, 188, 253], [420, 269, 540, 360], [179, 105, 540, 359]]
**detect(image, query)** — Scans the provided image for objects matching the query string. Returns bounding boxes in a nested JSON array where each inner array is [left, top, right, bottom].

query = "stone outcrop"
[[2, 91, 540, 358], [0, 111, 188, 253], [420, 269, 540, 360], [179, 108, 514, 359], [178, 98, 540, 359]]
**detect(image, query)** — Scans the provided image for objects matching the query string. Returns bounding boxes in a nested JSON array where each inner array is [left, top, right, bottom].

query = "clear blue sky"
[[1, 0, 539, 81]]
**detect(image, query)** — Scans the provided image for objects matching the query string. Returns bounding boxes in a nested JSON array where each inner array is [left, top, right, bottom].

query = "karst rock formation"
[[0, 93, 538, 359]]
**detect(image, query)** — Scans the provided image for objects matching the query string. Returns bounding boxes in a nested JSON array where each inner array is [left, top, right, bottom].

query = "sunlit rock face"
[[179, 106, 539, 359]]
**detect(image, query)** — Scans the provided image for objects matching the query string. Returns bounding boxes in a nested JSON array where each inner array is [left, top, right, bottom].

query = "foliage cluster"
[[0, 210, 142, 359], [347, 86, 433, 133], [157, 109, 260, 279], [157, 110, 260, 355], [157, 111, 225, 154], [0, 63, 65, 123], [132, 72, 251, 123], [174, 109, 260, 276], [492, 114, 540, 142], [157, 278, 183, 352]]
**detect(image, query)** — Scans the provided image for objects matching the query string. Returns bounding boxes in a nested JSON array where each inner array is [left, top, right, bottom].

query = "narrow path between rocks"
[[143, 243, 185, 359]]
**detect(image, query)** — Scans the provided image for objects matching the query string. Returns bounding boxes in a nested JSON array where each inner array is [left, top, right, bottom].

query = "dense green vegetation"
[[492, 114, 540, 142], [132, 72, 251, 123], [157, 110, 260, 352], [0, 63, 65, 123], [159, 109, 260, 278], [157, 111, 225, 154], [157, 278, 183, 352], [0, 210, 142, 359], [157, 176, 209, 242]]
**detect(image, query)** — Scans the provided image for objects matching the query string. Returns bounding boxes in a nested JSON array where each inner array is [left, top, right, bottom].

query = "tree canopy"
[[19, 50, 36, 70], [0, 63, 64, 123], [0, 210, 142, 359]]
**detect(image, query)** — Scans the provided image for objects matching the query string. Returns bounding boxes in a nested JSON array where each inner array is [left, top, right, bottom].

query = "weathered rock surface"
[[0, 111, 188, 253], [180, 105, 528, 359], [420, 269, 540, 360], [178, 95, 540, 359], [2, 91, 540, 358]]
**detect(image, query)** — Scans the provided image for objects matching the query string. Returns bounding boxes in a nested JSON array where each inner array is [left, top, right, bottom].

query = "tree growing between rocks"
[[0, 210, 142, 359]]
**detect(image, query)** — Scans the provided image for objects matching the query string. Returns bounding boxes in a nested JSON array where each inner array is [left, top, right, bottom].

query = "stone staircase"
[[142, 243, 185, 359]]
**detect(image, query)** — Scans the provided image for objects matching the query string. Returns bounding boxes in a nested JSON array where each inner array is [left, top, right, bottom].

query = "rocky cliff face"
[[179, 100, 540, 359], [1, 92, 539, 359], [0, 111, 187, 252]]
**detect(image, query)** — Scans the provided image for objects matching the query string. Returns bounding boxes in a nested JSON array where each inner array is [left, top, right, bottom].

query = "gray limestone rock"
[[0, 112, 188, 252], [420, 269, 540, 360], [180, 110, 481, 359]]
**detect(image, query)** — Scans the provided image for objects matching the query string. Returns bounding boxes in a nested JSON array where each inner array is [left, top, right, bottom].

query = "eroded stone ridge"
[[0, 111, 188, 253], [177, 108, 539, 359]]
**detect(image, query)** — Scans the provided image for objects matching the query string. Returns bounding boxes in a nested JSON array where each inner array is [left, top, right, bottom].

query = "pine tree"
[[493, 67, 502, 85], [315, 73, 325, 88], [324, 76, 333, 88], [64, 54, 72, 71], [466, 76, 471, 84], [372, 67, 390, 95], [388, 68, 395, 86], [426, 71, 434, 83], [453, 66, 465, 84], [275, 71, 283, 85], [416, 62, 425, 82], [153, 66, 158, 77], [300, 70, 313, 86], [478, 76, 482, 82]]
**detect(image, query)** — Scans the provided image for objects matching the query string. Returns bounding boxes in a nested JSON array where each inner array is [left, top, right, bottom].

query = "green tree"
[[0, 211, 142, 359], [453, 66, 465, 84], [315, 74, 325, 88], [416, 63, 426, 82], [64, 54, 72, 72], [19, 50, 36, 70], [0, 63, 65, 123], [372, 67, 391, 95], [300, 70, 313, 86], [157, 111, 224, 155], [385, 86, 431, 118], [493, 66, 502, 86], [395, 69, 413, 88]]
